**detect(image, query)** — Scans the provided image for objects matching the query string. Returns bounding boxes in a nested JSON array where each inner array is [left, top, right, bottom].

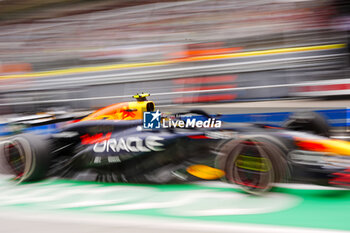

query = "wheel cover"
[[227, 140, 274, 194]]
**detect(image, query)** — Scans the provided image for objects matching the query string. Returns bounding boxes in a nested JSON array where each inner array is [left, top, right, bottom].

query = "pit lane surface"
[[0, 176, 349, 233]]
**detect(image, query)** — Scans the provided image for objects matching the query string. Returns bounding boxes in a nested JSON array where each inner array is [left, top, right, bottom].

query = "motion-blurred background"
[[1, 3, 350, 232], [0, 0, 349, 114]]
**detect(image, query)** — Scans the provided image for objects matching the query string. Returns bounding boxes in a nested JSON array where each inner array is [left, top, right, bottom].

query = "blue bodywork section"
[[1, 108, 349, 136]]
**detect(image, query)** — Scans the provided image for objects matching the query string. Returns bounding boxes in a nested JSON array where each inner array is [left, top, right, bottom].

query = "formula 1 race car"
[[1, 93, 350, 194]]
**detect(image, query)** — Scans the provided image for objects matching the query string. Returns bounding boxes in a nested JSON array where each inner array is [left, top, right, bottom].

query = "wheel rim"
[[3, 141, 26, 178], [227, 140, 274, 194]]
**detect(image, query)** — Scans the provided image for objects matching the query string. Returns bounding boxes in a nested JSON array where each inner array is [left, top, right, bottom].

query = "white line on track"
[[0, 208, 348, 233]]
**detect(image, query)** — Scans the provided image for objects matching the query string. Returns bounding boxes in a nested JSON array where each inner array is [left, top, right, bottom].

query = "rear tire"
[[0, 134, 51, 183], [283, 112, 330, 137]]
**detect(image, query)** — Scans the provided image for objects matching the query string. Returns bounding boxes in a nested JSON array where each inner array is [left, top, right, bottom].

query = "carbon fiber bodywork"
[[2, 117, 350, 193]]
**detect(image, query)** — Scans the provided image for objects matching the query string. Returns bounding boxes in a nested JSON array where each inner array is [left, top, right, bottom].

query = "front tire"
[[217, 137, 288, 195]]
